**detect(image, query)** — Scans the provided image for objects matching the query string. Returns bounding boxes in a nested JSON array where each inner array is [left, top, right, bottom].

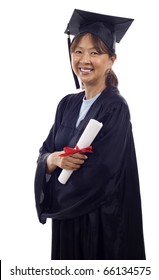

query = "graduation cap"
[[65, 9, 134, 89]]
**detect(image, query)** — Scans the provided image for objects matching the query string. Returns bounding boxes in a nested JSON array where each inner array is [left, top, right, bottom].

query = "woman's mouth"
[[80, 68, 93, 73]]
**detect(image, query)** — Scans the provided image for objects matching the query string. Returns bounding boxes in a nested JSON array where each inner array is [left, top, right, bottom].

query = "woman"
[[34, 9, 146, 259]]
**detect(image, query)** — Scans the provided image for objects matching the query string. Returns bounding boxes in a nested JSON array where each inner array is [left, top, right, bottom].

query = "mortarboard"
[[65, 9, 134, 89]]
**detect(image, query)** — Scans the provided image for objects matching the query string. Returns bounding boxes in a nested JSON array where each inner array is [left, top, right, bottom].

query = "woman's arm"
[[46, 151, 87, 173]]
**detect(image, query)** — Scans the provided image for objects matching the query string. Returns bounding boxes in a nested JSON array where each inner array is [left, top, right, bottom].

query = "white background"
[[0, 0, 159, 276]]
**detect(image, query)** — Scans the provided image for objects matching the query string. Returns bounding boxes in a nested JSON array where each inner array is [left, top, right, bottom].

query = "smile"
[[80, 68, 93, 73]]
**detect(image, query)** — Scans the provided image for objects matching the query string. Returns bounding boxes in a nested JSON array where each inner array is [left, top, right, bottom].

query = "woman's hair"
[[70, 33, 118, 88]]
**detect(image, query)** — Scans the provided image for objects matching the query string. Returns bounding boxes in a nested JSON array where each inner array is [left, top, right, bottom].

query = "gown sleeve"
[[34, 95, 69, 223]]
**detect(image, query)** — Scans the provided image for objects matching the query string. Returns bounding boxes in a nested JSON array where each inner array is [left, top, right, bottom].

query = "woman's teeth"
[[80, 68, 92, 72]]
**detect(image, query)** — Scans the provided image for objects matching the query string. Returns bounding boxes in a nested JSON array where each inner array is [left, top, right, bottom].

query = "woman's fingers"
[[46, 151, 88, 172], [60, 153, 87, 170]]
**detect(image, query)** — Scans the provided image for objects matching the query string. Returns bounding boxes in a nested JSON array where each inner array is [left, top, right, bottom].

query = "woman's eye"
[[74, 50, 82, 54], [91, 51, 99, 55]]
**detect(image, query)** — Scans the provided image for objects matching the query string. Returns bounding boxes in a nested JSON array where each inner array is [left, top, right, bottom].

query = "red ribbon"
[[59, 145, 93, 157]]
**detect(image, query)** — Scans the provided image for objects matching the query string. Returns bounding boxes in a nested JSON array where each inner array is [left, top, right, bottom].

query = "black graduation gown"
[[34, 86, 146, 260]]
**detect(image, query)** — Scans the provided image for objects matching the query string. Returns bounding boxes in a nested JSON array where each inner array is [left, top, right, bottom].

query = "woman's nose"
[[80, 53, 91, 64]]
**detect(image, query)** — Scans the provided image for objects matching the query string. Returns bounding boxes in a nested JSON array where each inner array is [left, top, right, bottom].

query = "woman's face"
[[71, 34, 115, 87]]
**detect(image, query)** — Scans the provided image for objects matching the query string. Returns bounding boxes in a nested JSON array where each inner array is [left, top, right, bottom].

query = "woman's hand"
[[46, 151, 88, 174]]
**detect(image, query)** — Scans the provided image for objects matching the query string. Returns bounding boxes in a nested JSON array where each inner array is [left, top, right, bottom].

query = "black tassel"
[[67, 29, 80, 89]]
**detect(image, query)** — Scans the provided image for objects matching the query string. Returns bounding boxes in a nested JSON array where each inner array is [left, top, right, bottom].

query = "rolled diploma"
[[58, 119, 103, 184]]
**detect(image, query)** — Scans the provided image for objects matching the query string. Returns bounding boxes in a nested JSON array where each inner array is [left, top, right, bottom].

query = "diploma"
[[58, 119, 103, 184]]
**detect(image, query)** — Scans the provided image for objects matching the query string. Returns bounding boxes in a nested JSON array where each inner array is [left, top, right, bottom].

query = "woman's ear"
[[111, 54, 116, 64], [108, 54, 116, 69]]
